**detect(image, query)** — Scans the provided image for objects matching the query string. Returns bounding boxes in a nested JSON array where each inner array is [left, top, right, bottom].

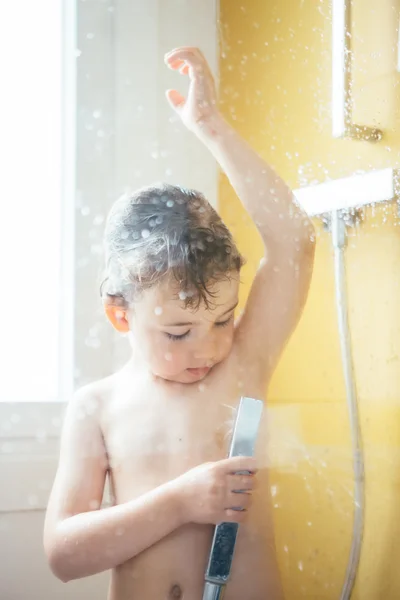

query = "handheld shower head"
[[201, 396, 263, 600]]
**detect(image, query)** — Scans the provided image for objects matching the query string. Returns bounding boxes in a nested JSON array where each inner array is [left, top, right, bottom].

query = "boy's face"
[[128, 274, 240, 384]]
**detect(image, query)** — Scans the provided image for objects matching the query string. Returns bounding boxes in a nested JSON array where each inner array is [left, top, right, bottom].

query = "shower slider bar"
[[294, 165, 400, 600]]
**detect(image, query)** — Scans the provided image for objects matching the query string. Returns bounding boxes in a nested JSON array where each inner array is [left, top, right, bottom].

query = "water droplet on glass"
[[85, 333, 101, 349], [141, 229, 150, 239], [258, 257, 267, 270], [154, 307, 163, 316], [93, 214, 104, 225], [93, 110, 102, 119], [165, 352, 173, 361]]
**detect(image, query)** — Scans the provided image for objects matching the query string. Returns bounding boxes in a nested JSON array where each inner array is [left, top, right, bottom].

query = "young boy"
[[44, 47, 315, 600]]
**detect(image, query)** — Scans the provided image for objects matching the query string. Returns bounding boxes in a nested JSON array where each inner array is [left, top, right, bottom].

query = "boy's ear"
[[104, 304, 130, 333]]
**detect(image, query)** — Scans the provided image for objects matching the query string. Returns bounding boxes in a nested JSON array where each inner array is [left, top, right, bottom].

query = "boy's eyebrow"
[[163, 301, 239, 327], [219, 300, 239, 317]]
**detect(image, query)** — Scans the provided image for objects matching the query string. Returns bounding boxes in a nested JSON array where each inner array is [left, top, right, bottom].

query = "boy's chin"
[[159, 367, 212, 384]]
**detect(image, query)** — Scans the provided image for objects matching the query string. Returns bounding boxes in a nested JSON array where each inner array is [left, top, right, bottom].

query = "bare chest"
[[101, 367, 283, 600], [102, 368, 264, 503]]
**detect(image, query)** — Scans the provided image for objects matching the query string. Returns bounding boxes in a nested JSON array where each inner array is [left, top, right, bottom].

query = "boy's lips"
[[186, 366, 211, 378]]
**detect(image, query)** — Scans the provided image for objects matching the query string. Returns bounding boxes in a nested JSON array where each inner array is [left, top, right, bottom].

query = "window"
[[0, 0, 219, 509], [0, 0, 219, 406], [0, 0, 74, 402]]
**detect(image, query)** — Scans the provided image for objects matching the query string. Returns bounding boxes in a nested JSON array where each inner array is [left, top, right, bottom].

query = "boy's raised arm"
[[165, 47, 315, 379]]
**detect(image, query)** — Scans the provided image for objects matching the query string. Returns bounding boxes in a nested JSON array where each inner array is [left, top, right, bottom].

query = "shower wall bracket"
[[321, 209, 362, 233]]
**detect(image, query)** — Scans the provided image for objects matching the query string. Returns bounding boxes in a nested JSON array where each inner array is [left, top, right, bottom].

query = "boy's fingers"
[[166, 60, 192, 78], [165, 48, 204, 70], [166, 58, 186, 70], [228, 474, 254, 491], [180, 64, 190, 75], [221, 456, 258, 473], [165, 46, 200, 59], [165, 49, 215, 89], [165, 89, 185, 111]]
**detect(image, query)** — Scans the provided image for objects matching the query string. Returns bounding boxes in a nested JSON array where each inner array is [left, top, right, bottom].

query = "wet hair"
[[101, 183, 244, 308]]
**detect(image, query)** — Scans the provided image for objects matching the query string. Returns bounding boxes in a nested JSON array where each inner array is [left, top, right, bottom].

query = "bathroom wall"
[[219, 0, 400, 598]]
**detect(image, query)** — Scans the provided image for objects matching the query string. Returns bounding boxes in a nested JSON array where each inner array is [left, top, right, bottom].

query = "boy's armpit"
[[234, 241, 315, 381]]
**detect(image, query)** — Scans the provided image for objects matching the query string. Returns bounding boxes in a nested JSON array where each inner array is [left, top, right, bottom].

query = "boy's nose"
[[193, 338, 217, 363]]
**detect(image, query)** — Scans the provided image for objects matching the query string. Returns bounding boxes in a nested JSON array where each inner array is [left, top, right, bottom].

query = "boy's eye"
[[165, 330, 190, 341], [215, 315, 233, 328]]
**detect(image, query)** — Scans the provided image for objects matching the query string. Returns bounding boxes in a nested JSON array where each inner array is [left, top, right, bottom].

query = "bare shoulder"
[[67, 373, 119, 420], [57, 373, 124, 463]]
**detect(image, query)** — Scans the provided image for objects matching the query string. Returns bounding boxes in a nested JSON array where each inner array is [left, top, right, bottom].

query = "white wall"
[[0, 1, 218, 598]]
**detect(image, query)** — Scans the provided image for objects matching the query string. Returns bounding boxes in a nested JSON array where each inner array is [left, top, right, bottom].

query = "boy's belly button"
[[169, 584, 183, 599]]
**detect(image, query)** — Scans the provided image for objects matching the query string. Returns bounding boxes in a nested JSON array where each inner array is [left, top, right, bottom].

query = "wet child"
[[44, 47, 315, 600]]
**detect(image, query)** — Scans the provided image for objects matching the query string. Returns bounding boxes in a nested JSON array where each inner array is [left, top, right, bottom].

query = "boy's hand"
[[164, 47, 219, 133], [173, 456, 258, 525]]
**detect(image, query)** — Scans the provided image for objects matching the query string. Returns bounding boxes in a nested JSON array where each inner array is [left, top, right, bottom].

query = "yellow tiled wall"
[[219, 1, 400, 597]]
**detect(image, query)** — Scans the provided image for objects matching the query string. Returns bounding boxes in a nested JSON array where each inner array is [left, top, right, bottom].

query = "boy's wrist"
[[168, 476, 193, 525], [165, 478, 190, 526], [192, 111, 230, 144]]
